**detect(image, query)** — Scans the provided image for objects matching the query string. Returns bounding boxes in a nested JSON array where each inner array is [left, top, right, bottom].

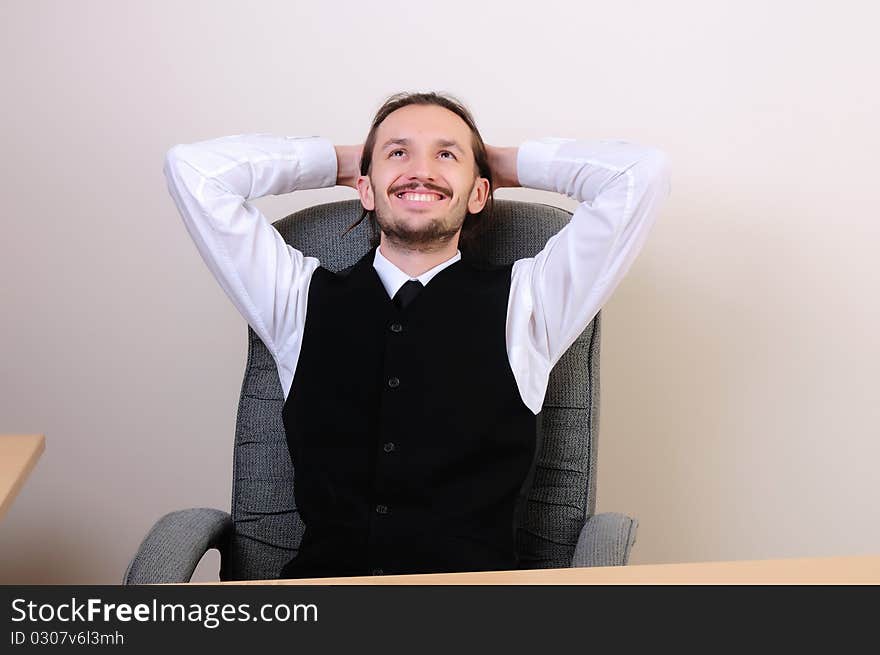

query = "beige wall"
[[1, 0, 877, 583]]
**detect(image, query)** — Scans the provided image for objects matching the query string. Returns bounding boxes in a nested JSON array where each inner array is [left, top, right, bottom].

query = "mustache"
[[390, 182, 451, 197]]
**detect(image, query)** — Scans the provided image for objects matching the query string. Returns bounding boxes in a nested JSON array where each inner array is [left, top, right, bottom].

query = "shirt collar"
[[372, 245, 462, 299]]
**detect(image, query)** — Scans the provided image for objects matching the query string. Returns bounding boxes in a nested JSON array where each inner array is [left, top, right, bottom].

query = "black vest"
[[279, 246, 540, 578]]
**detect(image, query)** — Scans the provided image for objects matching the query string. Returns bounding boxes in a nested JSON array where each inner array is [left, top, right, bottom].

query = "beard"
[[374, 201, 467, 251]]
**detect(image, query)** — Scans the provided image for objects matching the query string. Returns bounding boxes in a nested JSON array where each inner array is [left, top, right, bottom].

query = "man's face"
[[356, 104, 490, 250]]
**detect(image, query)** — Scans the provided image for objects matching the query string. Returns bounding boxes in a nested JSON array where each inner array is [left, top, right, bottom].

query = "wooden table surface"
[[0, 434, 45, 522], [197, 554, 880, 585]]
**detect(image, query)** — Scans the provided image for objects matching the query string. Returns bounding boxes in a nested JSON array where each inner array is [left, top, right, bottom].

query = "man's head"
[[346, 92, 494, 251]]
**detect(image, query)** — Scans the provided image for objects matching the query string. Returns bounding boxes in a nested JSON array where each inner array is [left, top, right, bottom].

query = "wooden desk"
[[208, 554, 880, 585], [0, 434, 45, 522]]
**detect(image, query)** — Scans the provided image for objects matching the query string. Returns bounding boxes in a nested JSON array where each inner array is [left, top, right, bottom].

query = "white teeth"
[[397, 192, 443, 202]]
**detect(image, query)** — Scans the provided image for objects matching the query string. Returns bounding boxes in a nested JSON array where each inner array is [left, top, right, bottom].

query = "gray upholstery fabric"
[[123, 508, 232, 584], [572, 512, 639, 567], [124, 198, 638, 583]]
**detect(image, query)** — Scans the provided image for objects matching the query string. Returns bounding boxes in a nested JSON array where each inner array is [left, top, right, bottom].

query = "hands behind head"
[[334, 144, 365, 189], [484, 144, 520, 189]]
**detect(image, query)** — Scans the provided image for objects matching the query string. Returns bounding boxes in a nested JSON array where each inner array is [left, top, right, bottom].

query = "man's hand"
[[334, 144, 364, 189], [485, 144, 520, 189]]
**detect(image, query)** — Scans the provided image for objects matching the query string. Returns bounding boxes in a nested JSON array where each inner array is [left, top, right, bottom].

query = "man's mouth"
[[392, 191, 448, 207], [394, 191, 446, 201]]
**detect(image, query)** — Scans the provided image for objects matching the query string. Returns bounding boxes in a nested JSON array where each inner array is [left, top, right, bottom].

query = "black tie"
[[393, 280, 424, 311]]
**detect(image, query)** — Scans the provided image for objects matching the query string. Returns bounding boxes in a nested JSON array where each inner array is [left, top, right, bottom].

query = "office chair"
[[123, 199, 639, 583]]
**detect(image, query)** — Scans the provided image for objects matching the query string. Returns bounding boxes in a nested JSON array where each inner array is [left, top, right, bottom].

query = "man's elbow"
[[163, 144, 201, 190], [644, 147, 672, 198], [163, 144, 187, 175]]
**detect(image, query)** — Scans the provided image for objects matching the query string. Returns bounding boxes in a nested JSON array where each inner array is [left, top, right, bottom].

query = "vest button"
[[390, 323, 403, 333], [371, 568, 384, 575], [383, 441, 395, 453], [375, 504, 389, 514], [387, 377, 400, 388]]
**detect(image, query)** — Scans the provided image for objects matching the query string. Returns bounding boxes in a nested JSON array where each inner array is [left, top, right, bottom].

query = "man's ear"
[[356, 175, 375, 211], [467, 176, 490, 215]]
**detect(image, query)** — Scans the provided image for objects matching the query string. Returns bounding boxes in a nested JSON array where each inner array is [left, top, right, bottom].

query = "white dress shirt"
[[372, 245, 461, 298], [163, 134, 671, 415]]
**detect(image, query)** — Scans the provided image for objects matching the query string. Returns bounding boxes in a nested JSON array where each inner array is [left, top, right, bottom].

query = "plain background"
[[1, 0, 877, 583]]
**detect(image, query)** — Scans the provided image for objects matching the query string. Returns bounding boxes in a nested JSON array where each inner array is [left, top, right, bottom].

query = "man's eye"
[[439, 151, 456, 159], [390, 149, 405, 157]]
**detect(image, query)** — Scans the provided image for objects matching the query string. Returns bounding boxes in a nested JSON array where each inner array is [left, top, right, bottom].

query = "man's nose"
[[405, 154, 437, 180]]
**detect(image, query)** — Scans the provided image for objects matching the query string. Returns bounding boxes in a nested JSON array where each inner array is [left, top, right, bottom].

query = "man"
[[163, 92, 671, 579]]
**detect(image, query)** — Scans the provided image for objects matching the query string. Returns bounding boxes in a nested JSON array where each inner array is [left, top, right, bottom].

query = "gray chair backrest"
[[221, 199, 601, 581]]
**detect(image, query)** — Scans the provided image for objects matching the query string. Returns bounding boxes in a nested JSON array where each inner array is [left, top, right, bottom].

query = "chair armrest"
[[571, 512, 639, 567], [123, 507, 233, 585]]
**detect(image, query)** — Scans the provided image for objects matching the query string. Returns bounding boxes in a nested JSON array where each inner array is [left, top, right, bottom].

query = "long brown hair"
[[342, 91, 495, 249]]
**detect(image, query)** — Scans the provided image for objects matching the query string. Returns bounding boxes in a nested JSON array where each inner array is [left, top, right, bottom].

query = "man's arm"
[[486, 145, 521, 189], [499, 137, 672, 414], [162, 134, 338, 395], [333, 144, 364, 188]]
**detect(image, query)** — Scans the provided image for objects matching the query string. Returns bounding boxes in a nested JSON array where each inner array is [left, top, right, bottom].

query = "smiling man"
[[163, 91, 671, 580], [349, 101, 491, 264]]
